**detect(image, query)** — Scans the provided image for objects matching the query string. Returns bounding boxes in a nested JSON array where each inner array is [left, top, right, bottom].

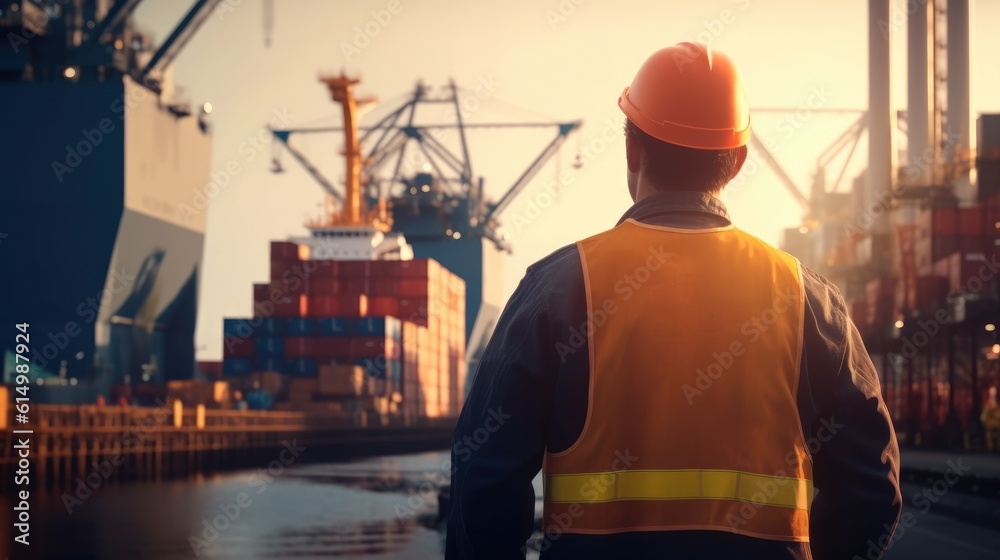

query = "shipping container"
[[255, 336, 285, 357], [957, 234, 985, 254], [246, 390, 274, 410], [339, 260, 371, 278], [916, 207, 958, 236], [397, 258, 441, 278], [865, 277, 896, 325], [222, 334, 255, 358], [251, 371, 284, 394], [286, 317, 317, 336], [314, 336, 352, 360], [311, 259, 339, 278], [257, 317, 287, 336], [937, 252, 992, 293], [167, 380, 230, 407], [285, 336, 316, 357], [271, 273, 308, 295], [198, 360, 223, 378], [317, 317, 352, 336], [318, 364, 364, 396], [367, 296, 399, 317], [307, 294, 367, 317], [270, 258, 299, 281], [287, 357, 318, 377], [271, 241, 299, 261], [255, 356, 285, 373], [913, 275, 950, 309], [253, 283, 271, 301], [355, 357, 402, 381], [957, 207, 984, 235], [222, 357, 254, 376], [370, 278, 398, 296], [224, 318, 254, 338], [353, 316, 402, 338], [350, 337, 401, 360], [307, 276, 340, 295], [341, 277, 372, 294], [370, 260, 400, 278]]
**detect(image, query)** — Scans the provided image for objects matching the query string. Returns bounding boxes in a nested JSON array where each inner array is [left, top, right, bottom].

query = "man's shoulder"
[[524, 242, 583, 280]]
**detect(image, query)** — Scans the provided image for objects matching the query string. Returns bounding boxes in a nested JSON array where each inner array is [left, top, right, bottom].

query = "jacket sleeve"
[[805, 276, 903, 560], [445, 267, 560, 559]]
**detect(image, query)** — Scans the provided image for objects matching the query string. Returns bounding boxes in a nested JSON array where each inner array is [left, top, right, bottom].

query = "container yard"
[[3, 0, 1000, 559]]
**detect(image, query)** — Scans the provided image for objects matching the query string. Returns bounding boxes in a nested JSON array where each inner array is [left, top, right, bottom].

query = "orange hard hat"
[[619, 42, 750, 150]]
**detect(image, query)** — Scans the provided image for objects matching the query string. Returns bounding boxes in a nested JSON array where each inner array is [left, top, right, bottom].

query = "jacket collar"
[[616, 191, 732, 227]]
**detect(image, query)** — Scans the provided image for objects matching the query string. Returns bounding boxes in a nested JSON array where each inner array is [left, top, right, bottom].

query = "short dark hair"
[[624, 119, 746, 194]]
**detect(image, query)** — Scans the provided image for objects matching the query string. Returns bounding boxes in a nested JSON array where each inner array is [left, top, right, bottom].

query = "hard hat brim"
[[619, 87, 751, 150]]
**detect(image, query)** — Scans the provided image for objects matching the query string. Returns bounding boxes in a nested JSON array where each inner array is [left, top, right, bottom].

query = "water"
[[2, 451, 483, 560]]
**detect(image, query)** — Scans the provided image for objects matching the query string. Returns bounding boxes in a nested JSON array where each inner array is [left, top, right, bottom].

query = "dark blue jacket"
[[446, 192, 902, 560]]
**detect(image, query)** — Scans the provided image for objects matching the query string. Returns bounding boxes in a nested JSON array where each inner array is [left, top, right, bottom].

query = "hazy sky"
[[133, 0, 1000, 361]]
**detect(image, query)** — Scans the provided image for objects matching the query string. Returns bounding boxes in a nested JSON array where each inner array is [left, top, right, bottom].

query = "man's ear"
[[625, 132, 642, 173], [728, 145, 748, 181]]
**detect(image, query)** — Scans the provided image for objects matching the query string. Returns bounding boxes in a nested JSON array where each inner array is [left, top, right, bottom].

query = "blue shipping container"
[[223, 318, 254, 338], [246, 390, 274, 410], [255, 356, 285, 373], [353, 316, 402, 338], [222, 357, 254, 376], [287, 358, 317, 377], [258, 317, 286, 336], [317, 317, 351, 336], [255, 336, 285, 357], [286, 317, 317, 336]]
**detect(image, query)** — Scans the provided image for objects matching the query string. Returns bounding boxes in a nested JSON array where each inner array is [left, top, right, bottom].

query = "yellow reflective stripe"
[[546, 469, 813, 510]]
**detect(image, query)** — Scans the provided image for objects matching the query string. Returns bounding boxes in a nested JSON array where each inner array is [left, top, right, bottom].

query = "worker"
[[446, 43, 901, 560], [983, 386, 1000, 451]]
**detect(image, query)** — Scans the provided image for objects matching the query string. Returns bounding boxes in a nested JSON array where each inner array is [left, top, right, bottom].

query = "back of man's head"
[[619, 43, 751, 196]]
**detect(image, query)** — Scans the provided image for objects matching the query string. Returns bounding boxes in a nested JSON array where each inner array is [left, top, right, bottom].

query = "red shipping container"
[[285, 336, 316, 358], [957, 234, 985, 254], [922, 208, 958, 235], [914, 276, 949, 309], [350, 337, 401, 359], [399, 298, 429, 326], [398, 258, 442, 279], [399, 278, 429, 297], [368, 296, 399, 317], [339, 261, 371, 278], [932, 235, 960, 261], [370, 260, 400, 278], [267, 299, 300, 318], [952, 253, 992, 294], [307, 276, 340, 295], [307, 295, 368, 317], [198, 361, 223, 378], [311, 260, 339, 278], [341, 278, 371, 295], [223, 335, 255, 358], [253, 283, 271, 301], [271, 277, 306, 295], [370, 278, 398, 296], [271, 241, 299, 261], [957, 207, 984, 235], [271, 258, 299, 281], [314, 337, 352, 359]]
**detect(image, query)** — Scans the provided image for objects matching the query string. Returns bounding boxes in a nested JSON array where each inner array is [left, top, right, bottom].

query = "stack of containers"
[[983, 192, 1000, 258], [914, 208, 958, 276], [221, 241, 468, 420]]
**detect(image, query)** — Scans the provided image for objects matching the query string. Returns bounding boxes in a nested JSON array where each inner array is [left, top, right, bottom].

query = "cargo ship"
[[209, 75, 468, 424], [0, 0, 214, 402]]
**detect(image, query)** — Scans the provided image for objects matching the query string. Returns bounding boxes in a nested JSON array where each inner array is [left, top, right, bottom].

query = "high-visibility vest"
[[543, 219, 812, 542]]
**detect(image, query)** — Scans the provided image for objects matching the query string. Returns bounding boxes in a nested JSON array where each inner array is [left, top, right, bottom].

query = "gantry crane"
[[270, 77, 582, 370]]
